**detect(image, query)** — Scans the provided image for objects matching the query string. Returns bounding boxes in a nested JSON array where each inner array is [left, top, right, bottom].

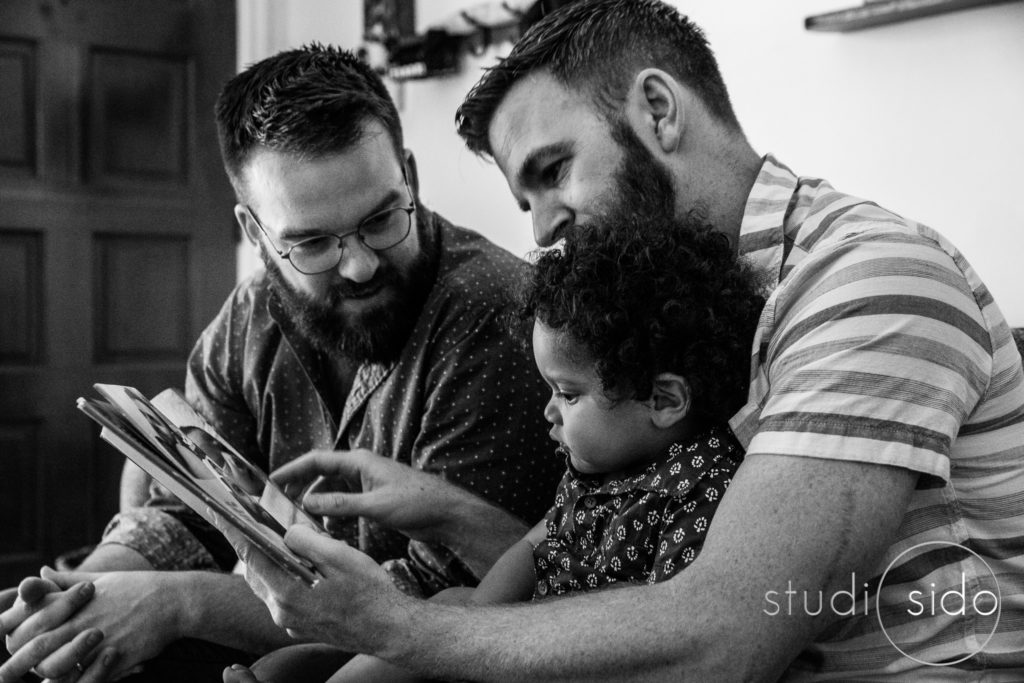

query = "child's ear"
[[649, 372, 691, 429]]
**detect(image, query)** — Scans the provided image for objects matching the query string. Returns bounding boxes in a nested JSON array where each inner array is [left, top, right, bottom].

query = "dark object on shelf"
[[365, 0, 584, 81], [386, 29, 464, 80], [805, 0, 1020, 32]]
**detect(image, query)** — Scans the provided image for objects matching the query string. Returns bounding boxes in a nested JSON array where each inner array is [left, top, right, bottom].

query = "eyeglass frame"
[[242, 174, 416, 275]]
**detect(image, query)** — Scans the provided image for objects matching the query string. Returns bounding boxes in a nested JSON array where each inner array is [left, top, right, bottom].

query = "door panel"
[[0, 0, 238, 585]]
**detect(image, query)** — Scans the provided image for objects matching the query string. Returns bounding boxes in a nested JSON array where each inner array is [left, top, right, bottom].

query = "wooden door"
[[0, 0, 238, 585]]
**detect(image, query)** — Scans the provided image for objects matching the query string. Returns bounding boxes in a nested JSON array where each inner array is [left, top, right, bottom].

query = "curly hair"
[[516, 218, 764, 425], [456, 0, 740, 159], [215, 43, 403, 201]]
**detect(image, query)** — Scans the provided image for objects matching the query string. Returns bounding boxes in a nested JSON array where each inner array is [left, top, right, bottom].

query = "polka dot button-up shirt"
[[102, 212, 563, 594]]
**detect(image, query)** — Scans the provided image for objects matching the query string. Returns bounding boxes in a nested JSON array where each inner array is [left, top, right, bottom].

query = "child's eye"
[[557, 391, 578, 405]]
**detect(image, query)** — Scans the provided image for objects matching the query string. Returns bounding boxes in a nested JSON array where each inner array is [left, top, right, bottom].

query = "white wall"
[[685, 0, 1024, 326], [235, 0, 367, 277], [236, 0, 1024, 325]]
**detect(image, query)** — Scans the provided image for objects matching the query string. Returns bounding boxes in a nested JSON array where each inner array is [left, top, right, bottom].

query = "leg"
[[248, 643, 352, 683]]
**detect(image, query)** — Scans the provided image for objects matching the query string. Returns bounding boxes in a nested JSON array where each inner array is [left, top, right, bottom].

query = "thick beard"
[[263, 215, 438, 365], [598, 118, 683, 226]]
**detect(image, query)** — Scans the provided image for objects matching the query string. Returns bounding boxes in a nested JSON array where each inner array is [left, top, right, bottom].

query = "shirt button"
[[537, 581, 549, 596], [584, 497, 597, 509]]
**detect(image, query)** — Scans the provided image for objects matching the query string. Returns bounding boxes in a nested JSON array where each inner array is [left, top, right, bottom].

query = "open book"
[[77, 384, 322, 586]]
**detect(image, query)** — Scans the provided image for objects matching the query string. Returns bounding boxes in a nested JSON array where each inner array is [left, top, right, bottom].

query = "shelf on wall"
[[805, 0, 1020, 32]]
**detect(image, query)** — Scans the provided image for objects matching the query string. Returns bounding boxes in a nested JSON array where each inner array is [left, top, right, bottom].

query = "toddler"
[[329, 216, 765, 681]]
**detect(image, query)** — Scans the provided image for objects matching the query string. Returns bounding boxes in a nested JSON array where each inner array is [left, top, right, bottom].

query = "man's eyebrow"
[[278, 187, 405, 242], [516, 141, 573, 190]]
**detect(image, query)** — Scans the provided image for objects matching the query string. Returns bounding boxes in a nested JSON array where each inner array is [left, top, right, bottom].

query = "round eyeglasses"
[[244, 181, 415, 275]]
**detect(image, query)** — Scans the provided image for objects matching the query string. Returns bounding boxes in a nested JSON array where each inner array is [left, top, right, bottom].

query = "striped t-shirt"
[[729, 155, 1024, 679]]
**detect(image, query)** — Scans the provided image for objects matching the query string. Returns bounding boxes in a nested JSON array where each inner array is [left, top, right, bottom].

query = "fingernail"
[[103, 649, 117, 667], [231, 663, 247, 670], [86, 630, 103, 647], [79, 582, 94, 598]]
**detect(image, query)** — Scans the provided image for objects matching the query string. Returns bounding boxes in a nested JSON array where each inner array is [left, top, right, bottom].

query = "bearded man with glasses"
[[0, 44, 561, 683]]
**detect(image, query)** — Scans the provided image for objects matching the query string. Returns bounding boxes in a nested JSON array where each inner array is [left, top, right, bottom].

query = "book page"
[[78, 385, 323, 586], [150, 389, 324, 532]]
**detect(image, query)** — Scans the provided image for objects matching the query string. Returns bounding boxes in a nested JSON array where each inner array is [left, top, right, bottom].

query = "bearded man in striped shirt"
[[444, 2, 1024, 679]]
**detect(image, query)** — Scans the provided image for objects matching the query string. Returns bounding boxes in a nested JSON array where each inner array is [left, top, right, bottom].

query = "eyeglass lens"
[[290, 206, 412, 274]]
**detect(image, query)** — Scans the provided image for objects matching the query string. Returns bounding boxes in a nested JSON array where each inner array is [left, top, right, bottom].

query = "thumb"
[[283, 525, 367, 575], [16, 576, 60, 604], [40, 567, 99, 588]]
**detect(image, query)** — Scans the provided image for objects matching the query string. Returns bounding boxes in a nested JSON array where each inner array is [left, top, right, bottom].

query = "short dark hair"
[[516, 219, 764, 425], [215, 43, 403, 200], [456, 0, 740, 158]]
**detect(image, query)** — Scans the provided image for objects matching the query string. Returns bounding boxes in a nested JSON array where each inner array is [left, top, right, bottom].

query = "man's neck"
[[678, 132, 762, 252]]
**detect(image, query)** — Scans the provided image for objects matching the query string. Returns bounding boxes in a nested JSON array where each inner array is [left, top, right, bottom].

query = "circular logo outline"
[[875, 540, 1002, 666]]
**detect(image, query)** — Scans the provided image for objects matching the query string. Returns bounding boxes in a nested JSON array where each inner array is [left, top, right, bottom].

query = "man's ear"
[[234, 204, 260, 246], [403, 149, 421, 198], [648, 372, 691, 429], [624, 68, 686, 154]]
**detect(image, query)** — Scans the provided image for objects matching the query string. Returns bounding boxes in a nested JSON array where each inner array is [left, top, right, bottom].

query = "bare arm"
[[119, 460, 152, 512], [244, 454, 914, 681], [380, 455, 917, 681], [469, 521, 546, 605]]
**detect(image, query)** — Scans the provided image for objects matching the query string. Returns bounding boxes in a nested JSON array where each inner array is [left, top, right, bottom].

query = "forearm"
[[367, 457, 916, 682], [78, 543, 154, 571], [175, 571, 297, 653], [434, 488, 529, 577], [379, 581, 727, 682]]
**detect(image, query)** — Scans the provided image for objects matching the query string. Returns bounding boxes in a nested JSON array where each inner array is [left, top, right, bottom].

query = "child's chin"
[[569, 455, 596, 474]]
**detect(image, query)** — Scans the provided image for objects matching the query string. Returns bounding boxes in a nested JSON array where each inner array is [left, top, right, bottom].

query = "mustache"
[[321, 265, 399, 302]]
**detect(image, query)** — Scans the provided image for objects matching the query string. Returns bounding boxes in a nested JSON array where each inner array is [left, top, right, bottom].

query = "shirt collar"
[[565, 426, 740, 498], [737, 153, 800, 291]]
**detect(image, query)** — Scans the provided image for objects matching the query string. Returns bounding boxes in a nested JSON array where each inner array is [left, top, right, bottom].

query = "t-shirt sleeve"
[[744, 230, 992, 483]]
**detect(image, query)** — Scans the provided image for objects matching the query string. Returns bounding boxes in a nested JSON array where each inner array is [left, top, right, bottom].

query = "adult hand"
[[273, 449, 529, 576], [213, 514, 407, 655], [2, 569, 180, 682], [0, 575, 118, 683], [272, 449, 468, 546]]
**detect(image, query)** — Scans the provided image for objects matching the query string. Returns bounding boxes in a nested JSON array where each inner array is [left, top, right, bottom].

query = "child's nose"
[[543, 398, 561, 425]]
